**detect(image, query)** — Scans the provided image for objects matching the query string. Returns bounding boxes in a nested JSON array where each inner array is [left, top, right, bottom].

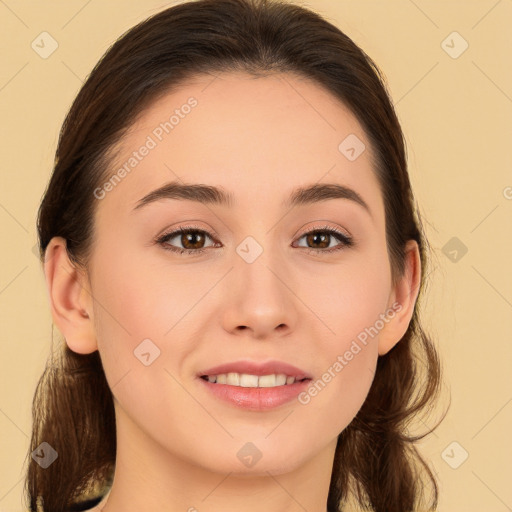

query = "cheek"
[[88, 248, 165, 383], [89, 256, 198, 437], [305, 246, 392, 347], [297, 313, 380, 442], [294, 252, 390, 433], [90, 244, 183, 338], [89, 247, 211, 385]]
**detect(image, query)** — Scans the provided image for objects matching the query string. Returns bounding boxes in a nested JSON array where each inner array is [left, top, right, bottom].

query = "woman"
[[25, 0, 446, 511]]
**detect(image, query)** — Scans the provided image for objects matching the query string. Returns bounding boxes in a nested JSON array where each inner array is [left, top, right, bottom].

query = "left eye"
[[294, 229, 352, 251], [156, 226, 353, 255]]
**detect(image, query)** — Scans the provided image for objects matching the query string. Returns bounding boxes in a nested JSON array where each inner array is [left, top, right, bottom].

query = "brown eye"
[[179, 231, 206, 249], [294, 227, 354, 254], [157, 227, 217, 254], [305, 232, 330, 249]]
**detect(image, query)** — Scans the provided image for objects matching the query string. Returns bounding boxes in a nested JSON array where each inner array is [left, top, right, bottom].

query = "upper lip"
[[198, 360, 312, 380]]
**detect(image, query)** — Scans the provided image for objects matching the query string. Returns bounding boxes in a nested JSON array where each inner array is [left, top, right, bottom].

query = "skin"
[[44, 71, 420, 512]]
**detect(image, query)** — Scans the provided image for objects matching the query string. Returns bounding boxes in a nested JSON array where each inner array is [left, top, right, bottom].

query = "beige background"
[[1, 0, 511, 511]]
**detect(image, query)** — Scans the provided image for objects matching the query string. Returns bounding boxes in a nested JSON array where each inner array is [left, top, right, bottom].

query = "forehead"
[[98, 71, 384, 221]]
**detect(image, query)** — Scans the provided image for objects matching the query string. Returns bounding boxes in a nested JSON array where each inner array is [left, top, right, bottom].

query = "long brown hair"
[[25, 0, 447, 510]]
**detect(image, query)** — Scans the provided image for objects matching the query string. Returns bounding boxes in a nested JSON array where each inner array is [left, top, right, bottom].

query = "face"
[[83, 71, 397, 475]]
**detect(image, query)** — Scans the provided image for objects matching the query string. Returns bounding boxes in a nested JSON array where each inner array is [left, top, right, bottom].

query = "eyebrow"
[[133, 180, 371, 216]]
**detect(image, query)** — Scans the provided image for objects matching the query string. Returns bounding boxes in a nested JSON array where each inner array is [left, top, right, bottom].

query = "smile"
[[200, 372, 310, 388]]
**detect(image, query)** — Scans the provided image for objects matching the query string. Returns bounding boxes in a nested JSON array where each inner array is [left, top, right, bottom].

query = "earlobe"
[[378, 240, 422, 356], [44, 236, 98, 355]]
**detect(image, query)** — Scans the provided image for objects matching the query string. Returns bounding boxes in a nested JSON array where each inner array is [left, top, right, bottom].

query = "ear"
[[44, 236, 98, 354], [378, 239, 421, 356]]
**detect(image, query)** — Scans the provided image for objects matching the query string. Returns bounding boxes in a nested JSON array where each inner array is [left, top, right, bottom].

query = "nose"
[[220, 252, 299, 340]]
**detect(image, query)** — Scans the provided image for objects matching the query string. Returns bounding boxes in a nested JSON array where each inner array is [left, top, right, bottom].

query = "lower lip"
[[198, 377, 311, 410]]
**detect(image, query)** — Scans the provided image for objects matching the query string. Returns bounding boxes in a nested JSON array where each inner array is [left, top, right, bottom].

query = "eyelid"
[[155, 220, 218, 238], [295, 222, 351, 240]]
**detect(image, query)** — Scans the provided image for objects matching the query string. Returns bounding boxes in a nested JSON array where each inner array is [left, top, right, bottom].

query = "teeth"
[[276, 374, 287, 386], [258, 374, 276, 387], [226, 372, 240, 386], [205, 373, 299, 387], [239, 374, 259, 387]]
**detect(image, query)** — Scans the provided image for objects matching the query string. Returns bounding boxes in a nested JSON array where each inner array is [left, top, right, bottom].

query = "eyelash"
[[155, 224, 354, 256]]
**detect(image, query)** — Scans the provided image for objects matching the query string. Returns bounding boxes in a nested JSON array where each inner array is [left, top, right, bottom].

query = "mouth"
[[196, 360, 313, 409], [197, 374, 312, 411], [199, 373, 312, 388]]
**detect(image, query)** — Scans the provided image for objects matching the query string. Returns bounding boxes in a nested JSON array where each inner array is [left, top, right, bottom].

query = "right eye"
[[156, 226, 219, 255]]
